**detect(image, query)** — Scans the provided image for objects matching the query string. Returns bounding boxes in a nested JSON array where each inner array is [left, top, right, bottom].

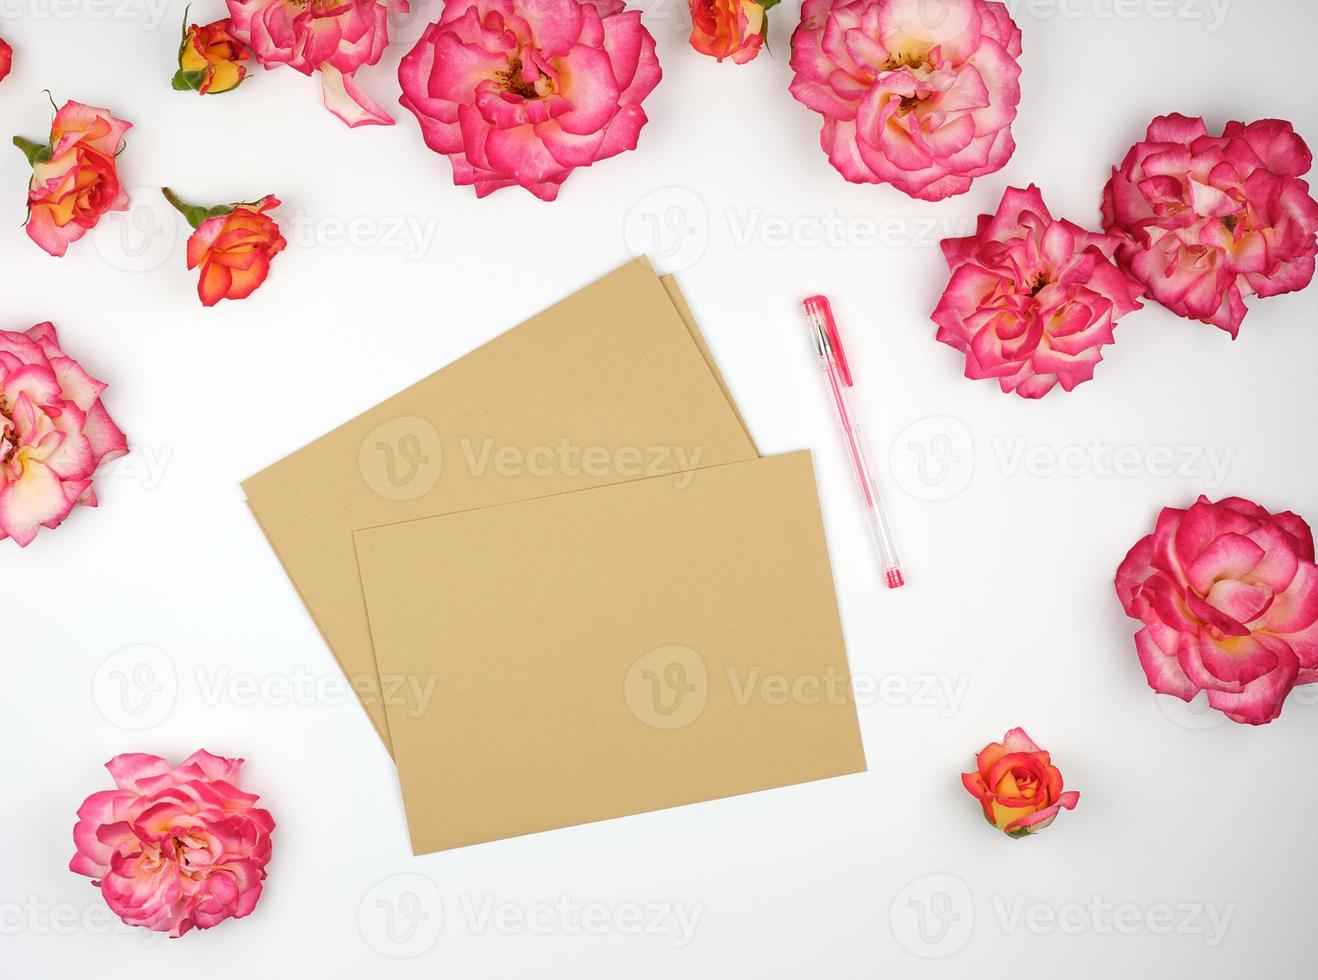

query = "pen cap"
[[802, 295, 853, 387]]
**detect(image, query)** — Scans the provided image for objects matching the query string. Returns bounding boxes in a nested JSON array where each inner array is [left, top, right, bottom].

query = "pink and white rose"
[[932, 185, 1144, 397], [1101, 114, 1318, 337], [1116, 495, 1318, 726], [398, 0, 661, 201], [71, 751, 275, 938], [226, 0, 408, 126], [0, 322, 126, 546], [789, 0, 1022, 201], [15, 101, 131, 257]]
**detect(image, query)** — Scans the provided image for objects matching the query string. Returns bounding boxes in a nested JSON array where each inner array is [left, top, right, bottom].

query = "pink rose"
[[0, 322, 127, 546], [398, 0, 662, 201], [14, 101, 131, 257], [1116, 496, 1318, 726], [932, 185, 1144, 398], [226, 0, 408, 126], [789, 0, 1022, 201], [1101, 114, 1318, 337], [71, 751, 275, 938]]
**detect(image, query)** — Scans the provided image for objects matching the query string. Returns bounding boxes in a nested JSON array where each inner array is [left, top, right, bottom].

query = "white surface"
[[3, 1, 1317, 977]]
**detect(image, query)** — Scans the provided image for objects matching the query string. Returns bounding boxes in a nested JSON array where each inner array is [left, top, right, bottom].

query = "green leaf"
[[760, 0, 781, 11], [12, 136, 52, 167], [172, 69, 205, 92], [172, 69, 202, 92], [161, 186, 219, 229]]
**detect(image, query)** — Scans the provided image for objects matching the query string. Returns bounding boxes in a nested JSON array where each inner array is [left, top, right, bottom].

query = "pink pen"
[[802, 295, 905, 589]]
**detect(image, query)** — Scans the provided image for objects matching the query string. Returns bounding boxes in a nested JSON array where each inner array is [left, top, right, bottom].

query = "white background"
[[3, 0, 1316, 976]]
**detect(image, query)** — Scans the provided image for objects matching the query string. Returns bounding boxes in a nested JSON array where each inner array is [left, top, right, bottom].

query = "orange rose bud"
[[688, 0, 775, 65], [961, 728, 1079, 838], [163, 188, 286, 307], [173, 17, 250, 95]]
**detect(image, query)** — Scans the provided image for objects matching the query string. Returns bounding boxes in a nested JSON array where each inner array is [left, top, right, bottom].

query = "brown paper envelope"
[[354, 451, 867, 854], [242, 258, 758, 753]]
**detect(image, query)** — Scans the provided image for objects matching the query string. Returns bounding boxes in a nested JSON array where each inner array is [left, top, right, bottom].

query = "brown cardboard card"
[[354, 451, 867, 854], [242, 258, 758, 753]]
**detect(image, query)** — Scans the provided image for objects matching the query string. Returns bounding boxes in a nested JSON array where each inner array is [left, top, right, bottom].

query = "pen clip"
[[803, 295, 853, 387]]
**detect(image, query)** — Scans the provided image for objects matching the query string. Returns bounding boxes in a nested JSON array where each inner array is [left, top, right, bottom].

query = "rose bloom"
[[1102, 114, 1318, 337], [689, 0, 767, 64], [186, 195, 287, 306], [174, 18, 251, 95], [18, 101, 131, 257], [0, 322, 127, 547], [71, 751, 275, 937], [961, 728, 1079, 837], [398, 0, 661, 201], [932, 185, 1143, 398], [226, 0, 407, 125], [789, 0, 1022, 201], [1116, 495, 1318, 726], [0, 37, 12, 83]]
